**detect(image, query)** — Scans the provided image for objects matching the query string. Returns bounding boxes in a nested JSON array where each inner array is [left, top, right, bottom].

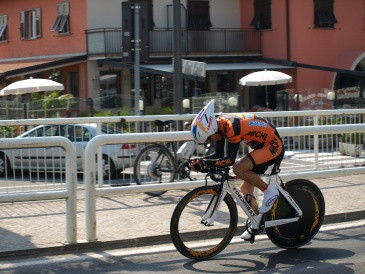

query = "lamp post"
[[133, 3, 141, 116], [294, 93, 303, 110], [228, 96, 238, 112], [326, 90, 336, 109], [182, 98, 191, 113], [173, 0, 183, 116]]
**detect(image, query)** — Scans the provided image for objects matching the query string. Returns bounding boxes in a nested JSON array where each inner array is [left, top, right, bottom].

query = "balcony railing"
[[87, 28, 261, 58]]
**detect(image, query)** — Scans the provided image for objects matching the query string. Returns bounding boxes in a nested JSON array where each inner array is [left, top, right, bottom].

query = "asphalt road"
[[0, 220, 364, 273]]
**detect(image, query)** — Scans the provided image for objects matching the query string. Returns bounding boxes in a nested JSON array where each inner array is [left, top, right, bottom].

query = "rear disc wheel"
[[265, 179, 325, 249]]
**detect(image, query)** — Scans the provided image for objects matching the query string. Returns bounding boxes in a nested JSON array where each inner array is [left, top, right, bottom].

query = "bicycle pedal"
[[200, 220, 214, 227]]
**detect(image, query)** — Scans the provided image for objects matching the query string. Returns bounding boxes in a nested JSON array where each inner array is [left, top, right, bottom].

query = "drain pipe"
[[286, 0, 291, 61]]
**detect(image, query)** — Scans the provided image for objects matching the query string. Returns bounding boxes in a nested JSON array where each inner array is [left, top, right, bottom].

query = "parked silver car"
[[0, 124, 136, 179]]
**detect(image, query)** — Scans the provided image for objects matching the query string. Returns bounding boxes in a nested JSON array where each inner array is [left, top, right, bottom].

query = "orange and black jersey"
[[204, 113, 283, 168]]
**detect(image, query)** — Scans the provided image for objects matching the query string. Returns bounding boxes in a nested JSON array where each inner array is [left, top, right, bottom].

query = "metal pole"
[[173, 0, 183, 116], [133, 4, 141, 116]]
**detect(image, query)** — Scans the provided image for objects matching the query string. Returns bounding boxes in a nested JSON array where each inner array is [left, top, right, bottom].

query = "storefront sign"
[[336, 86, 360, 99]]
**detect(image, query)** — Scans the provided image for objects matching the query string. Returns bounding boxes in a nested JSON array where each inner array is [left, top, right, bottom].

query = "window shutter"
[[35, 8, 41, 37], [59, 14, 69, 31], [20, 11, 25, 39]]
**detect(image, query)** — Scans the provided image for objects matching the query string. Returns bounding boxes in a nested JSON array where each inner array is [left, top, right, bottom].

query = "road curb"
[[0, 210, 364, 259]]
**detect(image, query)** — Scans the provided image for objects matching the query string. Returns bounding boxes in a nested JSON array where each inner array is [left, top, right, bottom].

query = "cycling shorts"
[[247, 135, 284, 174]]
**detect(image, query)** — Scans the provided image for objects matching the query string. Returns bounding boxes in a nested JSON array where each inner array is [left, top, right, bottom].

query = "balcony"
[[87, 28, 261, 59]]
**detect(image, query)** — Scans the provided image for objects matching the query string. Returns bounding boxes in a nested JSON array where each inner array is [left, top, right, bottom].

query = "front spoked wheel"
[[170, 185, 238, 260], [133, 144, 176, 197], [265, 179, 325, 249]]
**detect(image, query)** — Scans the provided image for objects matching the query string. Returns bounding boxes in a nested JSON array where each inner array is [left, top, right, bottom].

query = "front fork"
[[201, 185, 228, 226]]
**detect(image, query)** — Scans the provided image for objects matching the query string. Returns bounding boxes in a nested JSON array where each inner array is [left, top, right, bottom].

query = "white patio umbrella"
[[239, 70, 292, 109], [0, 78, 64, 96]]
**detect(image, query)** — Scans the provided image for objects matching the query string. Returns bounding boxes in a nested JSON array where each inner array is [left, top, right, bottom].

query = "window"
[[20, 8, 41, 40], [51, 2, 70, 34], [187, 1, 212, 30], [26, 126, 59, 137], [0, 14, 8, 42], [250, 0, 272, 30], [314, 0, 337, 28]]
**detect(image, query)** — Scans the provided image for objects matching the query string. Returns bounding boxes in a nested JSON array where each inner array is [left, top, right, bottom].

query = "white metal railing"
[[83, 124, 365, 242], [0, 108, 364, 193], [0, 136, 78, 244]]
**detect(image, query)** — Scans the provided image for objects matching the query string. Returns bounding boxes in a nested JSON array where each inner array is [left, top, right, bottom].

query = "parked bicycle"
[[170, 164, 325, 260], [133, 120, 212, 197]]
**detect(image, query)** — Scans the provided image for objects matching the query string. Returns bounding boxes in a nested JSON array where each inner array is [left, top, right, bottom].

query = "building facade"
[[0, 0, 88, 101], [240, 0, 365, 109], [0, 0, 364, 116]]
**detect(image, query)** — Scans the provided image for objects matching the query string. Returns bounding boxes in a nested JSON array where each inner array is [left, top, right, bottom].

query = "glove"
[[188, 158, 206, 172]]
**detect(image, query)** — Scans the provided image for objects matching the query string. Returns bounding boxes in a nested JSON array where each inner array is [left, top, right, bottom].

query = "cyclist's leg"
[[240, 181, 258, 214], [233, 156, 267, 191], [235, 141, 283, 208]]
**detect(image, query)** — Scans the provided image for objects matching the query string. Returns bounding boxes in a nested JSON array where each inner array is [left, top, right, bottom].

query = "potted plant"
[[339, 132, 364, 157]]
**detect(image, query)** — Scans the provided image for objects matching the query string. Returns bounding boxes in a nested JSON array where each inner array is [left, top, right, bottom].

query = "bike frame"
[[203, 171, 303, 230]]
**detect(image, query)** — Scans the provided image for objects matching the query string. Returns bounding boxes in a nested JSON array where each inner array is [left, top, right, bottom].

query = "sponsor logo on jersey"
[[249, 121, 267, 127], [246, 131, 268, 141], [269, 137, 279, 156]]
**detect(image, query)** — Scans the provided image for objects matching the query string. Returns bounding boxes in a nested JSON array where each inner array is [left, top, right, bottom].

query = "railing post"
[[224, 29, 227, 54], [313, 115, 319, 169]]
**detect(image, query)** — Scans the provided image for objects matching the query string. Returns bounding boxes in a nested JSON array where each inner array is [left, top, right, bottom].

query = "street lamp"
[[139, 99, 144, 114], [326, 90, 336, 109], [228, 96, 238, 112], [294, 93, 303, 110], [182, 98, 191, 113]]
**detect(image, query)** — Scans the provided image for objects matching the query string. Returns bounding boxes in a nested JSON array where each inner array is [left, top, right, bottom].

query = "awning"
[[99, 59, 295, 81], [0, 55, 87, 78]]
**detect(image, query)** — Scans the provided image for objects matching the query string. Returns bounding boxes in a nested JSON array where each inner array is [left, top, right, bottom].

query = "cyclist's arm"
[[204, 141, 240, 168], [204, 137, 225, 159]]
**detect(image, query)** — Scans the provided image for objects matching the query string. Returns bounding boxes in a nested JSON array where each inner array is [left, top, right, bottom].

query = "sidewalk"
[[0, 174, 364, 257]]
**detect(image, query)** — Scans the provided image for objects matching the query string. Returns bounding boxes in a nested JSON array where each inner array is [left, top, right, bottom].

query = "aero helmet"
[[191, 99, 218, 143]]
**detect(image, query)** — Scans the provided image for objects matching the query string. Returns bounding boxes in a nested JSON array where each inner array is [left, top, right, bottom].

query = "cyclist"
[[189, 99, 285, 241]]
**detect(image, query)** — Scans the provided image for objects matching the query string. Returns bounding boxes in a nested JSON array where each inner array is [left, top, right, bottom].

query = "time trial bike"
[[170, 164, 325, 260]]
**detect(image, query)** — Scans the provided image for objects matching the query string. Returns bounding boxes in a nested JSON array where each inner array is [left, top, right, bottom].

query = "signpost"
[[182, 59, 207, 78]]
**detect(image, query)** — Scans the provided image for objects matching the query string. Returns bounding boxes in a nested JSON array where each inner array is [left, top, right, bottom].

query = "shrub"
[[340, 132, 365, 144]]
